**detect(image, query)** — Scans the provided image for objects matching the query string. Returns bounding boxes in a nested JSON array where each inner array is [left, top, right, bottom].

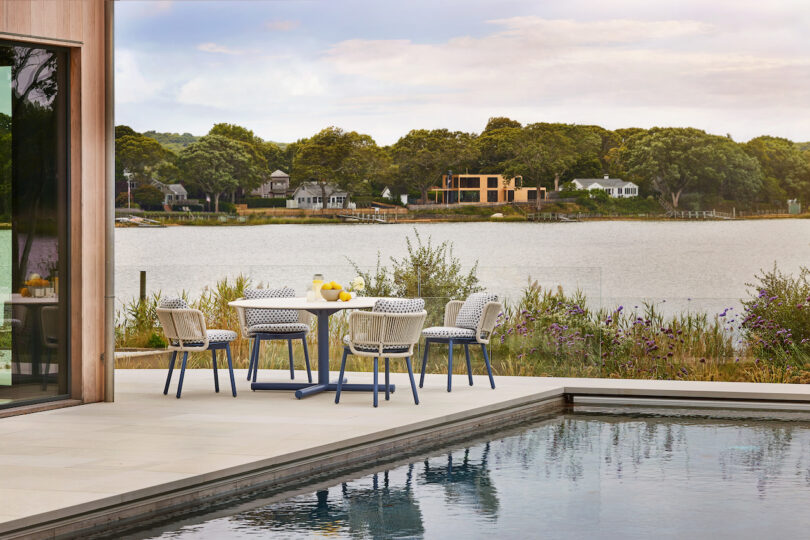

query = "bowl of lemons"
[[320, 281, 344, 301]]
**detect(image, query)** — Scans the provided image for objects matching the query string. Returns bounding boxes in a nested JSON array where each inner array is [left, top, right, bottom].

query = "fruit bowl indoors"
[[321, 289, 341, 301]]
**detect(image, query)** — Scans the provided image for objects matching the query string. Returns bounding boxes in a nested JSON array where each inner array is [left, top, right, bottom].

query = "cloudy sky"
[[116, 0, 810, 145]]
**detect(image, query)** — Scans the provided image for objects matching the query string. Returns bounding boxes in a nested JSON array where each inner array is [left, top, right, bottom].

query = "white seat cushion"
[[422, 326, 476, 339], [454, 292, 498, 330], [342, 335, 409, 353], [248, 323, 310, 335], [174, 329, 236, 346]]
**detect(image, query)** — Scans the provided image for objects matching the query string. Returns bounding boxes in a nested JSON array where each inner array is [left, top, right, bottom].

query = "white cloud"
[[176, 55, 326, 111], [322, 16, 810, 140], [265, 19, 300, 32], [115, 49, 162, 104], [196, 42, 255, 55]]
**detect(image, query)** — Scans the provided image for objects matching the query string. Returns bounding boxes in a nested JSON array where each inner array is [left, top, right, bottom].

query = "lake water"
[[116, 220, 810, 315], [129, 408, 810, 540]]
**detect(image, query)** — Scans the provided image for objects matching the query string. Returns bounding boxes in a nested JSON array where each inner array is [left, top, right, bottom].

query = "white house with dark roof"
[[290, 181, 353, 209], [252, 169, 291, 198], [571, 175, 639, 198], [152, 180, 188, 204]]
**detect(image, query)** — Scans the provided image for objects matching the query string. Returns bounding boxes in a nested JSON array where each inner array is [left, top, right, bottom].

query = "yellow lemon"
[[339, 291, 351, 302], [322, 283, 333, 290], [331, 281, 342, 290]]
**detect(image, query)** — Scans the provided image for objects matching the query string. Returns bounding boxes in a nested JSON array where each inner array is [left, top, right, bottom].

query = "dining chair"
[[420, 292, 502, 392], [157, 297, 237, 398], [233, 287, 313, 384], [337, 298, 427, 407]]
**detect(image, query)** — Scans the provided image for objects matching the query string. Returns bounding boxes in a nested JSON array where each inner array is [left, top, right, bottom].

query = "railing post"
[[139, 271, 146, 303]]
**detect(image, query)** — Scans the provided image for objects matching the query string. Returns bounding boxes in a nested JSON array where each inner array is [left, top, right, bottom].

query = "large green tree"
[[292, 126, 386, 208], [177, 134, 262, 212], [743, 136, 810, 202], [206, 123, 270, 201], [115, 132, 172, 185], [390, 129, 477, 203], [623, 128, 762, 209], [501, 123, 600, 206]]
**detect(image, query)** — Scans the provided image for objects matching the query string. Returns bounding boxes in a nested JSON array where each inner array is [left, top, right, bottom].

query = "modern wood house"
[[431, 174, 545, 204], [1, 0, 114, 415]]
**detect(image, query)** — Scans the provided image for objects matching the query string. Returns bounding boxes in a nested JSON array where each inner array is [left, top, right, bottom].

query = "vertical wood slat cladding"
[[2, 0, 109, 404]]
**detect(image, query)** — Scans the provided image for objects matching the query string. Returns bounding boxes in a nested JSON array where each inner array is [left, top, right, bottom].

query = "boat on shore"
[[115, 216, 166, 228]]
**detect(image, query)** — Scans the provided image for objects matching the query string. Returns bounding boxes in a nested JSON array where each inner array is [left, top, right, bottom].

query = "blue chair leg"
[[163, 350, 177, 395], [247, 335, 259, 380], [384, 358, 390, 401], [302, 337, 312, 383], [176, 351, 188, 399], [226, 344, 237, 397], [419, 340, 430, 388], [405, 357, 419, 405], [288, 339, 295, 380], [335, 348, 349, 404], [465, 344, 473, 386], [373, 357, 379, 408], [447, 340, 454, 392], [252, 338, 261, 384], [246, 338, 253, 380], [211, 349, 219, 393], [481, 343, 495, 389]]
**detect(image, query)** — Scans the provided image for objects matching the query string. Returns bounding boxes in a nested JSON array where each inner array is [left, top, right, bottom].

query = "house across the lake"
[[431, 174, 545, 204], [381, 186, 408, 205], [290, 181, 352, 209], [252, 169, 291, 198], [571, 175, 639, 198], [153, 180, 188, 205]]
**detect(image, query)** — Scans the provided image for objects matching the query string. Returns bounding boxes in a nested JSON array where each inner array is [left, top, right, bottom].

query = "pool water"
[[131, 408, 810, 539]]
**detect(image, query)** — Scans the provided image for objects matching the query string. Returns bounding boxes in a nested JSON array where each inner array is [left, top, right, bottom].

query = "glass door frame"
[[0, 38, 72, 410]]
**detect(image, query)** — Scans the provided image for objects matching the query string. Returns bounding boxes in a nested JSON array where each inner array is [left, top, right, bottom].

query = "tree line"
[[115, 118, 810, 212]]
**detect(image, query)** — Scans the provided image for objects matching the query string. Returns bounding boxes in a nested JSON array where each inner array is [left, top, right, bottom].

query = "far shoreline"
[[114, 212, 809, 227]]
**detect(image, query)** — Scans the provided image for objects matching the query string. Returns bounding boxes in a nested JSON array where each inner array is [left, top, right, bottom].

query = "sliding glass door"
[[0, 41, 70, 408]]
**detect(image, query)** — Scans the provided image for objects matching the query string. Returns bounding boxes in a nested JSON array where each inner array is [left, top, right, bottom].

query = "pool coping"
[[4, 375, 810, 539]]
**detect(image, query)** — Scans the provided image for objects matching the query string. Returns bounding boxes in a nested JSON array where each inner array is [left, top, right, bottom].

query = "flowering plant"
[[347, 276, 365, 294]]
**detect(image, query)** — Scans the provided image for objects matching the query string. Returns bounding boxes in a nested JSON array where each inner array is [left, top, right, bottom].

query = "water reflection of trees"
[[488, 413, 810, 496], [1, 45, 63, 289], [420, 443, 499, 519], [235, 465, 423, 539]]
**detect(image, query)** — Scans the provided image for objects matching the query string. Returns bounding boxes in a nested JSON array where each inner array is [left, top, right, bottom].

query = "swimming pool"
[[128, 407, 810, 539]]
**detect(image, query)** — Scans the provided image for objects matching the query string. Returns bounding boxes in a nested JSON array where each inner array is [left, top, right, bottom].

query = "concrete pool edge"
[[5, 376, 810, 539], [0, 389, 567, 540]]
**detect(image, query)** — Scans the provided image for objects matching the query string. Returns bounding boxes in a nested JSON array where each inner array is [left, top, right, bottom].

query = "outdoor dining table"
[[228, 296, 395, 399]]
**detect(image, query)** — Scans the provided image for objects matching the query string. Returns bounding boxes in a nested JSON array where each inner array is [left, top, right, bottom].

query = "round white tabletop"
[[228, 296, 378, 311]]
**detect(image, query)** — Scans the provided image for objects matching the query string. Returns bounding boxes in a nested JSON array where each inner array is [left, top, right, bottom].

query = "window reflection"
[[0, 41, 69, 407]]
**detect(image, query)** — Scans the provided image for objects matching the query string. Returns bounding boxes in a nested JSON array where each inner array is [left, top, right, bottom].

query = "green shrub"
[[146, 331, 167, 348], [245, 197, 287, 208], [348, 228, 482, 325], [741, 265, 810, 376], [218, 201, 237, 214]]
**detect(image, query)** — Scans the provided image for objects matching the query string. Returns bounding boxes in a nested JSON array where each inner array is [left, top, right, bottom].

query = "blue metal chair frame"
[[335, 346, 419, 407], [419, 337, 495, 392], [164, 341, 237, 399], [246, 331, 312, 385]]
